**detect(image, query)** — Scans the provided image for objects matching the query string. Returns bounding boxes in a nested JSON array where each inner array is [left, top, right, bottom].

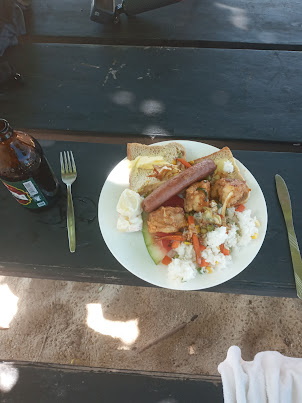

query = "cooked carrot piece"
[[200, 258, 210, 267], [187, 215, 195, 225], [171, 241, 180, 249], [192, 234, 202, 266], [177, 158, 192, 168], [235, 204, 245, 212], [199, 244, 206, 252], [162, 255, 172, 265], [220, 244, 230, 256]]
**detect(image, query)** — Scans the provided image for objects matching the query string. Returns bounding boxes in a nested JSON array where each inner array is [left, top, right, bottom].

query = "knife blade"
[[275, 174, 302, 299]]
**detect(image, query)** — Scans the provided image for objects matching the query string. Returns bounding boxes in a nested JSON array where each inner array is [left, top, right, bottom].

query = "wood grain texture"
[[22, 0, 302, 47], [0, 141, 301, 298], [3, 44, 302, 144], [0, 361, 223, 403]]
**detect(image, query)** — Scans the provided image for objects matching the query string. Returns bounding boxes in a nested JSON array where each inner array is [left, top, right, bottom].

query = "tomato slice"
[[160, 238, 172, 253], [161, 195, 184, 208]]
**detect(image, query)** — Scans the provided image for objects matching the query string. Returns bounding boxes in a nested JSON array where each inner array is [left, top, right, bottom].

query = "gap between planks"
[[17, 128, 302, 153], [20, 35, 302, 52]]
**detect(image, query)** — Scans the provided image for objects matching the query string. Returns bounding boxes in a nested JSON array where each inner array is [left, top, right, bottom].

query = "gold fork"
[[60, 151, 77, 253]]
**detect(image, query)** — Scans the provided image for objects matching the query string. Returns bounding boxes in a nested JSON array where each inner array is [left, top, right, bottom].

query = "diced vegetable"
[[235, 204, 245, 212], [192, 234, 202, 266], [171, 241, 180, 249], [187, 215, 203, 265], [200, 258, 210, 267], [162, 255, 172, 265], [220, 244, 230, 255], [177, 158, 192, 169], [187, 215, 195, 225], [199, 244, 206, 252]]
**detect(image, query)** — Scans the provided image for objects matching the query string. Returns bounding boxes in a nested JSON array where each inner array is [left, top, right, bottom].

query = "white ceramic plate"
[[98, 140, 268, 291]]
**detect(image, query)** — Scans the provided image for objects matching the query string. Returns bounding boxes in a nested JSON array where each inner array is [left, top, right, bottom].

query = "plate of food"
[[98, 140, 267, 290]]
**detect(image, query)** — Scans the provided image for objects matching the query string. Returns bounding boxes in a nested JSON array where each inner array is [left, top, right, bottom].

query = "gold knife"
[[275, 174, 302, 299]]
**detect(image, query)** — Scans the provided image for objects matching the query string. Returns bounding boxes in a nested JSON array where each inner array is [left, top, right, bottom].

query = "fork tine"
[[63, 151, 68, 173], [60, 152, 64, 173], [66, 151, 72, 173], [70, 151, 76, 173]]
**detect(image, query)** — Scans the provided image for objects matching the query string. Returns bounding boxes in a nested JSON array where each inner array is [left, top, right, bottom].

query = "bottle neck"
[[0, 119, 13, 142]]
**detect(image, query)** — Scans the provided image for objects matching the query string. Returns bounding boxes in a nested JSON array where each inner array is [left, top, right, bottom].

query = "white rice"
[[167, 243, 196, 283], [236, 209, 258, 246], [175, 243, 195, 261], [167, 208, 259, 282], [201, 248, 231, 269], [224, 223, 238, 249], [168, 259, 197, 283], [206, 226, 228, 248]]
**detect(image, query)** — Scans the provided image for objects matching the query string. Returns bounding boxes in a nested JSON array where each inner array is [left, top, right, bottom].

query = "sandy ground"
[[0, 275, 302, 376]]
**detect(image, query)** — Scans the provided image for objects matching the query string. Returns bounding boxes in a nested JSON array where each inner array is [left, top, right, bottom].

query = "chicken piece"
[[184, 180, 211, 213], [211, 178, 250, 207], [148, 206, 187, 234]]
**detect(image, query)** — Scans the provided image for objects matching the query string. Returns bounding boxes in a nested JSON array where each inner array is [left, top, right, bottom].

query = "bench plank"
[[24, 0, 302, 47], [3, 44, 302, 144], [0, 361, 223, 403], [0, 141, 300, 298]]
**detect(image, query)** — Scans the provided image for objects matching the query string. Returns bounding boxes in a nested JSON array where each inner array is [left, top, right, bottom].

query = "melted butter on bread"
[[129, 156, 169, 171], [127, 142, 186, 196]]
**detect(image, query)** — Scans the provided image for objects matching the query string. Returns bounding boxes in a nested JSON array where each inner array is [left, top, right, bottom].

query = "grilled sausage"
[[143, 159, 217, 213]]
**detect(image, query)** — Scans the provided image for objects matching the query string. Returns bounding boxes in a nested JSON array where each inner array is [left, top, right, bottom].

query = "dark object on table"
[[0, 60, 23, 85], [0, 119, 60, 209], [15, 0, 31, 10], [0, 0, 26, 85], [0, 0, 26, 56], [90, 0, 182, 24]]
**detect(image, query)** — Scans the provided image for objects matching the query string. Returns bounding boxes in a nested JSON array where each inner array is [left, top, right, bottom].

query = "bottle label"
[[1, 178, 49, 209]]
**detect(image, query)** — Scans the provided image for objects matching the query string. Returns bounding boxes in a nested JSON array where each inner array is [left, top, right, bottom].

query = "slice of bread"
[[127, 142, 186, 196], [194, 147, 249, 204], [194, 147, 245, 182]]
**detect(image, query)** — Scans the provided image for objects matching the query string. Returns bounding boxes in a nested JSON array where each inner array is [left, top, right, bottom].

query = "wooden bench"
[[1, 361, 223, 402]]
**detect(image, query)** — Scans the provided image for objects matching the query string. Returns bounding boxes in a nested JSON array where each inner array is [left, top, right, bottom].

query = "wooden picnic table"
[[0, 0, 302, 401]]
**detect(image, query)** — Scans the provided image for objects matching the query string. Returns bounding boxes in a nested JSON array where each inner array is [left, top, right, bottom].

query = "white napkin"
[[218, 346, 302, 403]]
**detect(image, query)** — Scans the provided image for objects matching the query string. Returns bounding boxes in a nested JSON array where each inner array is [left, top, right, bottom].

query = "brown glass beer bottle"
[[0, 119, 59, 209]]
